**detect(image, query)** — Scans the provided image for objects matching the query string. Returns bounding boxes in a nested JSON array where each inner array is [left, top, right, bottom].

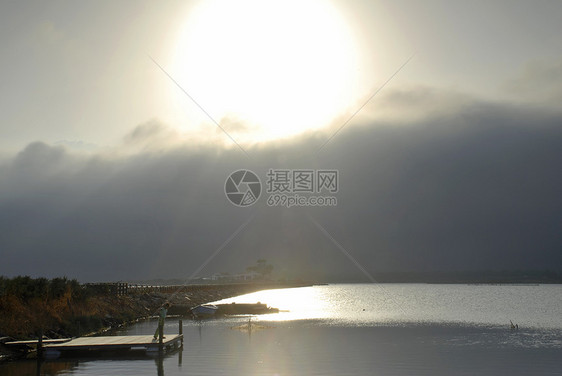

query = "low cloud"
[[366, 86, 474, 123], [218, 115, 259, 134], [123, 119, 186, 150], [503, 57, 562, 107], [1, 89, 561, 282]]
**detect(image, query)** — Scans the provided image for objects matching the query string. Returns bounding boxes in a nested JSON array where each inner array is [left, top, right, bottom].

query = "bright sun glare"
[[172, 0, 360, 143]]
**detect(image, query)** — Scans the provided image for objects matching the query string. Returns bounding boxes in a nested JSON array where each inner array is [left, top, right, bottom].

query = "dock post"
[[37, 328, 43, 358], [179, 319, 183, 344], [159, 324, 163, 353]]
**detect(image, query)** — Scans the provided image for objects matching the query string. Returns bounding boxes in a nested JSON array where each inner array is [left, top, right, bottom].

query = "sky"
[[0, 0, 561, 282]]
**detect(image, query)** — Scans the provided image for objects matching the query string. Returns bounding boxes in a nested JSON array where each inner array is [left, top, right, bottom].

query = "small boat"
[[191, 304, 218, 318]]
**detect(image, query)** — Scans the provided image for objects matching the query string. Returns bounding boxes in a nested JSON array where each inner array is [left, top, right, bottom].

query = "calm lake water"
[[2, 284, 562, 375]]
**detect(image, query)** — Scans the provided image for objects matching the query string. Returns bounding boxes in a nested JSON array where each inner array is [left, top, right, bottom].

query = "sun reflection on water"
[[211, 286, 332, 322], [210, 284, 562, 328]]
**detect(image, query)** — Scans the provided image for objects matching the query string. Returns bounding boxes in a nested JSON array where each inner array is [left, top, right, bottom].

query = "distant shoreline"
[[322, 270, 562, 284]]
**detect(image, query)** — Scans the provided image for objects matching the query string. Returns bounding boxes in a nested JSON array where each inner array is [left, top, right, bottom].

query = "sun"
[[171, 0, 360, 143]]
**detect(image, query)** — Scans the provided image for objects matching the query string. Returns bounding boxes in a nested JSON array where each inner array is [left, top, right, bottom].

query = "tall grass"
[[0, 276, 140, 339]]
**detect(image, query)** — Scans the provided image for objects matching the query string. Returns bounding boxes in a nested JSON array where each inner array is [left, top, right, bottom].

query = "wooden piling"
[[37, 328, 43, 358], [179, 319, 183, 345], [158, 325, 163, 353]]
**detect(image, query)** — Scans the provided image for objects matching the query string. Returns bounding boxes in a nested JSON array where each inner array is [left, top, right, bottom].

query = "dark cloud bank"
[[1, 97, 561, 282]]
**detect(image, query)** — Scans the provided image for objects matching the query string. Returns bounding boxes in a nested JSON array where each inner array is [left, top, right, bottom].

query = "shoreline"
[[0, 282, 308, 362]]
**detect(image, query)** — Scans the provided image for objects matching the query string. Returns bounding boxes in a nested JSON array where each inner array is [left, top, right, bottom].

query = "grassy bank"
[[0, 277, 303, 342]]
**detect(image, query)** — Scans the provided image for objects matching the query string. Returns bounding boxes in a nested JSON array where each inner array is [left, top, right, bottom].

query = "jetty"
[[5, 320, 184, 359], [48, 335, 183, 358], [216, 302, 279, 315], [189, 302, 280, 318]]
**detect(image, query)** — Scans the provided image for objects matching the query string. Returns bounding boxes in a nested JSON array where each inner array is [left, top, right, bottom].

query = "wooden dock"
[[5, 320, 184, 359], [6, 335, 183, 359], [43, 335, 183, 358]]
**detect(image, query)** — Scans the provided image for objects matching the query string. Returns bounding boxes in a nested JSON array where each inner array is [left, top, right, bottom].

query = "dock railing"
[[84, 283, 196, 296]]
